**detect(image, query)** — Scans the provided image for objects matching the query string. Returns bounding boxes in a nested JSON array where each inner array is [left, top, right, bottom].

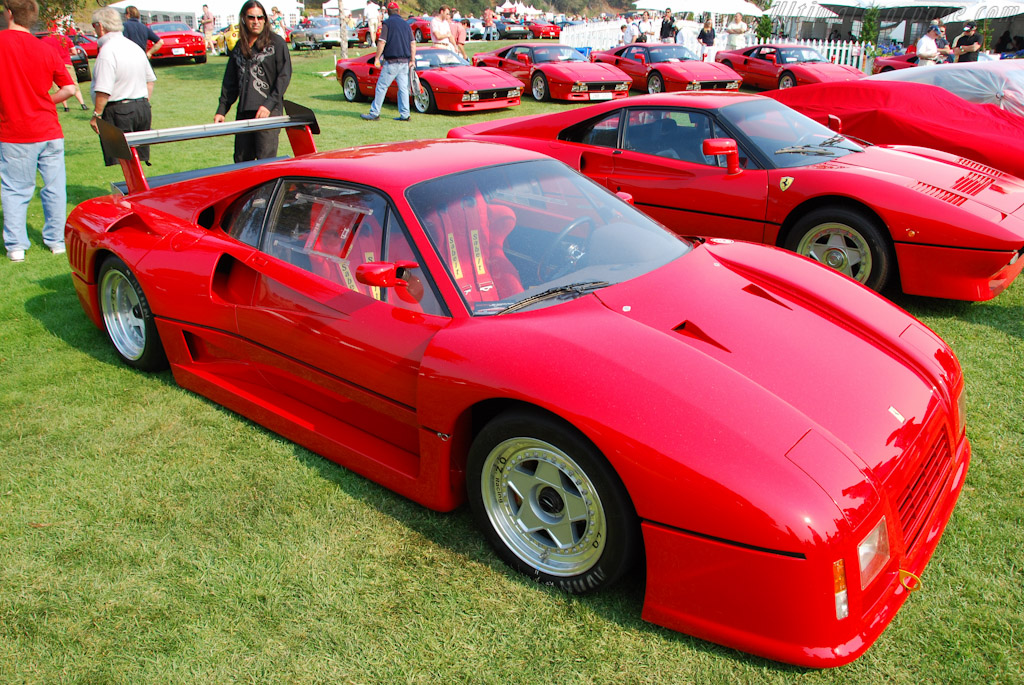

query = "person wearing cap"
[[954, 22, 982, 62], [935, 23, 954, 63], [361, 0, 416, 121], [916, 24, 942, 66]]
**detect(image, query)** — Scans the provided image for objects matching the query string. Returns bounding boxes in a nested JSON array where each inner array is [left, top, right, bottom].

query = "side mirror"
[[702, 138, 741, 175], [615, 191, 635, 205], [516, 53, 531, 65], [766, 53, 777, 64], [637, 53, 646, 65], [827, 114, 842, 133], [356, 260, 422, 303]]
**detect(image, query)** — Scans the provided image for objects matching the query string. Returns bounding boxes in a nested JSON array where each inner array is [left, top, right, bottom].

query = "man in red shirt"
[[0, 0, 76, 262]]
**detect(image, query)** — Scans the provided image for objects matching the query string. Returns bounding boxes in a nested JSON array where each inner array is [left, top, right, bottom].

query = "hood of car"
[[428, 65, 521, 89], [592, 239, 956, 482], [659, 60, 738, 80], [792, 62, 864, 80], [541, 60, 626, 80]]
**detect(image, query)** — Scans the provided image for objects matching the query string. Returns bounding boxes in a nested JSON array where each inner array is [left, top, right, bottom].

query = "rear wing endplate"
[[97, 100, 319, 195]]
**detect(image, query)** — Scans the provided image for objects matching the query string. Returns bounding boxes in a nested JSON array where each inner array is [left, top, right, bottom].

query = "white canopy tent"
[[107, 0, 303, 30], [634, 0, 763, 17]]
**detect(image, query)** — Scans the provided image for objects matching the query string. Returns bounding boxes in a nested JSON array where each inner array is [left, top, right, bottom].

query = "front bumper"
[[895, 241, 1024, 301]]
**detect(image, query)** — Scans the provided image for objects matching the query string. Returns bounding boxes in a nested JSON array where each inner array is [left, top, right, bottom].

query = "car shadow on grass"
[[893, 291, 1024, 342]]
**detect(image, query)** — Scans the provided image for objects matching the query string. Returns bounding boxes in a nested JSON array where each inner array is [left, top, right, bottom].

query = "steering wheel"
[[537, 216, 593, 281]]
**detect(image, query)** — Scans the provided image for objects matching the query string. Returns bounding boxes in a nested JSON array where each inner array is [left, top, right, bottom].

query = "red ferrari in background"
[[715, 43, 863, 89], [70, 32, 98, 58], [408, 16, 432, 42], [871, 52, 918, 73], [449, 91, 1024, 301], [336, 48, 523, 114], [526, 19, 560, 38], [474, 43, 630, 101], [591, 42, 742, 93], [148, 21, 206, 63], [71, 105, 968, 668]]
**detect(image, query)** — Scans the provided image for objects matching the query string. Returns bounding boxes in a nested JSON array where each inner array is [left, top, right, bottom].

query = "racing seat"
[[306, 200, 383, 298]]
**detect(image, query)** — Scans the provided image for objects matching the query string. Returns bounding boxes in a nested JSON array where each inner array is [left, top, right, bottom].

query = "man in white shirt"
[[430, 5, 453, 51], [89, 6, 156, 165], [915, 24, 941, 66]]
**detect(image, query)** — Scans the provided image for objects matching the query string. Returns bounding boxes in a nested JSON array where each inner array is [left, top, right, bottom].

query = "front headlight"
[[615, 82, 629, 90], [857, 516, 891, 589], [686, 82, 701, 91], [727, 80, 740, 89], [461, 92, 480, 102]]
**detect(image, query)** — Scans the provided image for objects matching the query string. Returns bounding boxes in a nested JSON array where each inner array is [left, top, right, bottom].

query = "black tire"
[[414, 28, 424, 42], [778, 71, 796, 89], [880, 66, 894, 72], [531, 72, 550, 101], [195, 52, 207, 64], [413, 81, 436, 114], [97, 255, 168, 372], [784, 206, 895, 293], [467, 409, 640, 594], [342, 71, 365, 102], [292, 40, 302, 51], [647, 71, 664, 93]]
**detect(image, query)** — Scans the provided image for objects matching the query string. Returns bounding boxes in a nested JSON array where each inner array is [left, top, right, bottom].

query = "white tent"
[[635, 0, 763, 16]]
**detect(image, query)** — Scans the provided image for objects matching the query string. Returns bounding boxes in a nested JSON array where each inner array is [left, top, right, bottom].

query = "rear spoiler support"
[[96, 100, 319, 195]]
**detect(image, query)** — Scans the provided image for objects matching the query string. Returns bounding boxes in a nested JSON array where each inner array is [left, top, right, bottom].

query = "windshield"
[[718, 99, 863, 168], [151, 22, 191, 32], [533, 45, 587, 63], [648, 44, 698, 62], [311, 17, 338, 27], [406, 160, 690, 315], [415, 49, 470, 68], [777, 47, 827, 63]]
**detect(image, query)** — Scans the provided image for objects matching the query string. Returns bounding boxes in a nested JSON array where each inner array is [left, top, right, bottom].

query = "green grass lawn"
[[1, 46, 1023, 683]]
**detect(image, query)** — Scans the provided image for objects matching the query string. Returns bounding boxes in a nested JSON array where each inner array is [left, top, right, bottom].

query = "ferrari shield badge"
[[780, 177, 794, 192]]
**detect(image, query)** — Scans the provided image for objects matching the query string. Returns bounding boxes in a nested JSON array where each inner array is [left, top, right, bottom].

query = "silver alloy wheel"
[[343, 73, 359, 101], [648, 72, 663, 93], [100, 268, 147, 361], [413, 84, 430, 113], [779, 72, 796, 88], [531, 73, 547, 100], [795, 222, 873, 283], [480, 436, 606, 577]]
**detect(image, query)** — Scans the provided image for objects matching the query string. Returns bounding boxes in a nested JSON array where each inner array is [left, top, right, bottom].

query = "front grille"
[[478, 89, 516, 101], [584, 81, 620, 92], [699, 81, 736, 90], [896, 433, 953, 554]]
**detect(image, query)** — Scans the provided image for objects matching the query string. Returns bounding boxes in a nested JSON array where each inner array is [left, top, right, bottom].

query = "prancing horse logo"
[[780, 177, 794, 191]]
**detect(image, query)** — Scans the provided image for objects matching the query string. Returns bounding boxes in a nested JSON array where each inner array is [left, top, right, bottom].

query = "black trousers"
[[234, 108, 283, 163], [101, 98, 152, 165]]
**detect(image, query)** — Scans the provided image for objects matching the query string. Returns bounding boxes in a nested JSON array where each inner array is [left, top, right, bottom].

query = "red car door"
[[606, 108, 768, 243], [744, 47, 779, 89], [502, 45, 533, 86]]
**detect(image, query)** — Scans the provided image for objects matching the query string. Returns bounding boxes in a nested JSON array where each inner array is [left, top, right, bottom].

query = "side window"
[[223, 181, 276, 247], [624, 46, 645, 61], [562, 110, 621, 148], [622, 108, 715, 164], [381, 214, 445, 316]]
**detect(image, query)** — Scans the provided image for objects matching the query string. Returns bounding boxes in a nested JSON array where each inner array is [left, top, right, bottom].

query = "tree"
[[861, 6, 880, 45], [756, 0, 773, 41], [37, 0, 87, 23]]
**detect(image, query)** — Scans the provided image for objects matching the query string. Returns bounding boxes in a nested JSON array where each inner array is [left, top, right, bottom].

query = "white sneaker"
[[8, 249, 25, 262], [49, 244, 66, 255]]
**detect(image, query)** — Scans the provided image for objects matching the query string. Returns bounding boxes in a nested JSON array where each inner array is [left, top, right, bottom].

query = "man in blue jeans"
[[361, 0, 416, 121]]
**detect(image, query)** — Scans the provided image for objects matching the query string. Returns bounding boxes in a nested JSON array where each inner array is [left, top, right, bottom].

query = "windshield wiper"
[[498, 281, 610, 315], [773, 145, 835, 156]]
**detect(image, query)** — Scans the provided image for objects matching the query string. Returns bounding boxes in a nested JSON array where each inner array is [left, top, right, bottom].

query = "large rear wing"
[[97, 100, 319, 195]]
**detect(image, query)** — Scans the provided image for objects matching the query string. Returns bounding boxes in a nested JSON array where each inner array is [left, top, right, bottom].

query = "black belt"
[[109, 97, 148, 103]]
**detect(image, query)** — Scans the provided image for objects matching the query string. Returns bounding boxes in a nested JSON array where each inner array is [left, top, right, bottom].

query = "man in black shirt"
[[954, 22, 982, 62], [121, 5, 162, 58], [361, 1, 416, 121]]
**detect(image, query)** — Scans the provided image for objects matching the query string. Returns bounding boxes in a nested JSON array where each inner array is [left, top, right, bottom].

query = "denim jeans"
[[0, 139, 66, 253], [369, 59, 410, 118]]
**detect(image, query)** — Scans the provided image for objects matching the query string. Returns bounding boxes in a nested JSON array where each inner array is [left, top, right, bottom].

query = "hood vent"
[[673, 321, 731, 353], [913, 182, 968, 207], [951, 171, 993, 197], [956, 157, 1002, 177], [742, 283, 792, 309]]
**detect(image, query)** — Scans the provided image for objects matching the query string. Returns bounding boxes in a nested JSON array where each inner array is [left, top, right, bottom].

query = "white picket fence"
[[560, 23, 871, 72]]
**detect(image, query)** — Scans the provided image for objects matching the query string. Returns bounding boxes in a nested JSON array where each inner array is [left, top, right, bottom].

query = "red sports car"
[[526, 19, 560, 38], [148, 21, 207, 63], [591, 42, 742, 93], [73, 106, 968, 668], [474, 43, 630, 101], [449, 91, 1024, 301], [715, 43, 863, 89], [336, 48, 523, 114], [408, 16, 432, 43], [70, 32, 98, 58], [871, 52, 918, 73]]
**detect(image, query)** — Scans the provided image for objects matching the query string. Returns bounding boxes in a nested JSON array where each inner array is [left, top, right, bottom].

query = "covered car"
[[72, 104, 968, 668], [336, 48, 522, 113], [474, 43, 630, 101], [867, 60, 1024, 117], [716, 43, 864, 89], [449, 91, 1024, 301], [592, 42, 742, 93]]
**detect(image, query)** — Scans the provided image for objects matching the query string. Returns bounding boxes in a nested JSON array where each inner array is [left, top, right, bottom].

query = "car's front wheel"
[[414, 28, 424, 42], [98, 255, 168, 371], [785, 207, 894, 293], [647, 71, 664, 93], [413, 81, 436, 113], [531, 72, 550, 101], [778, 71, 796, 89], [467, 410, 639, 594], [342, 71, 364, 102]]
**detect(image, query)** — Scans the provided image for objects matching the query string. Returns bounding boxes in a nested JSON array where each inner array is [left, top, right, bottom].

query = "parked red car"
[[407, 16, 432, 42], [591, 42, 742, 93], [449, 91, 1024, 301], [715, 43, 863, 89], [73, 107, 970, 668], [871, 52, 918, 73], [148, 21, 206, 63], [473, 43, 630, 101], [70, 32, 98, 58], [526, 19, 560, 38], [337, 48, 522, 114]]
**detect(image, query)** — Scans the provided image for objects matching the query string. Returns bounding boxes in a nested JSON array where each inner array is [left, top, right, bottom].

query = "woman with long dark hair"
[[214, 0, 292, 162]]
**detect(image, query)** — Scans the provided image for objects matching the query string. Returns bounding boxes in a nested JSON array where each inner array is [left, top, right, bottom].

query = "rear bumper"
[[896, 241, 1024, 301]]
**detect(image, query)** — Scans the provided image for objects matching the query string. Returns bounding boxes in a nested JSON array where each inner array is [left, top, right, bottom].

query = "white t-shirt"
[[916, 34, 939, 64], [726, 20, 747, 49], [92, 32, 156, 101]]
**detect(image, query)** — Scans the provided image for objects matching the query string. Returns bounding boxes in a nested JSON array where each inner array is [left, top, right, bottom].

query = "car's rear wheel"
[[785, 207, 894, 293], [778, 71, 796, 89], [413, 81, 436, 114], [531, 72, 550, 101], [467, 410, 639, 594], [195, 52, 207, 64], [647, 71, 664, 93], [342, 71, 364, 102], [414, 28, 424, 42], [98, 255, 168, 372]]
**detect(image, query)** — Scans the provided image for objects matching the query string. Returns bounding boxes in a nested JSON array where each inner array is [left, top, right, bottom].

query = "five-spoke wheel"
[[785, 207, 893, 293], [98, 256, 167, 371]]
